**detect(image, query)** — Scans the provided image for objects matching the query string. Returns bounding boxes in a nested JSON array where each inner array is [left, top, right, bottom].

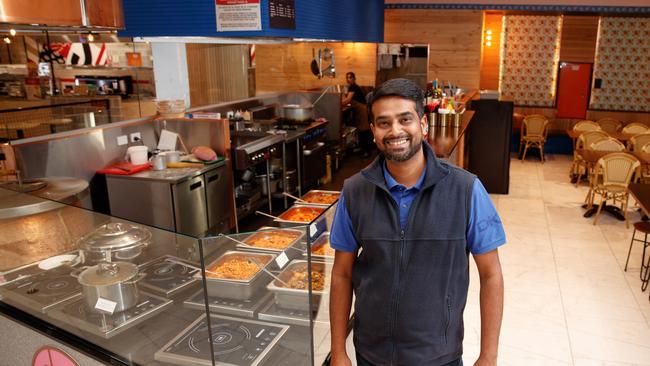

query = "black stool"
[[625, 221, 650, 291]]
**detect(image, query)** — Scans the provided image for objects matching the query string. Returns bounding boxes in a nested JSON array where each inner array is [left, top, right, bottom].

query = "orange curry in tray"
[[300, 191, 340, 205], [244, 230, 301, 249], [278, 206, 325, 222], [206, 255, 270, 280], [311, 236, 335, 256]]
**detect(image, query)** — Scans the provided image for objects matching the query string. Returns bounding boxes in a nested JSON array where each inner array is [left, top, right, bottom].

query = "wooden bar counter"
[[428, 110, 474, 168]]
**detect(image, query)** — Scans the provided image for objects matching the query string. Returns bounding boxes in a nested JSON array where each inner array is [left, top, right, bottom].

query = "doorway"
[[555, 62, 593, 119]]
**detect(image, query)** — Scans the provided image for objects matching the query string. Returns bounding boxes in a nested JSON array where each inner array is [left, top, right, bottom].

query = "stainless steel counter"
[[106, 160, 227, 184]]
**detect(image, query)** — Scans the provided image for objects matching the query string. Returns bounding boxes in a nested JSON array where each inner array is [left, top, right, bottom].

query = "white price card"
[[309, 223, 317, 238], [275, 252, 289, 269], [95, 297, 117, 314]]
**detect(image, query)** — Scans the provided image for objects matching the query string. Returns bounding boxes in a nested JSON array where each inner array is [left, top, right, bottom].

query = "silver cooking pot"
[[77, 222, 152, 264], [280, 104, 314, 123], [73, 262, 144, 313]]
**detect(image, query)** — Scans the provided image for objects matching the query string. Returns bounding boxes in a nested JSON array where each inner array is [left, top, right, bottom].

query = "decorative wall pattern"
[[499, 16, 562, 106], [590, 17, 650, 112]]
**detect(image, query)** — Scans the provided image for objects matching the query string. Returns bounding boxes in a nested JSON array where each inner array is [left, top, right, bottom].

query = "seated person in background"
[[342, 72, 372, 158]]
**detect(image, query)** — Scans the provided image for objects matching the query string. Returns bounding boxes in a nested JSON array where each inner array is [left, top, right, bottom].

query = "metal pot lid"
[[78, 262, 138, 286], [79, 222, 152, 252]]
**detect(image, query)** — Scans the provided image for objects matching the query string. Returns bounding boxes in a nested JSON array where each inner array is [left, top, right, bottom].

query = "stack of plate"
[[156, 99, 185, 118]]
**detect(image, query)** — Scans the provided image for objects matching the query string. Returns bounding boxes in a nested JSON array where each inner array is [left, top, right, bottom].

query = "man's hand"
[[474, 355, 497, 366], [330, 351, 353, 366]]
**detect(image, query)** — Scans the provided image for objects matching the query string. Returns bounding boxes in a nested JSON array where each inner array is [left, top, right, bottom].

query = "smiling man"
[[329, 78, 505, 366]]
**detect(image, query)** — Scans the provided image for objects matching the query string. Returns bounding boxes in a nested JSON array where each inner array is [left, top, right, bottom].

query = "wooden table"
[[567, 129, 637, 146], [47, 118, 73, 133], [628, 183, 650, 294]]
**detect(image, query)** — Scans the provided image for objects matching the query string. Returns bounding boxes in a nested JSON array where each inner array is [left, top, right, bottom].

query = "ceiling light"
[[87, 33, 94, 42], [3, 37, 11, 44], [9, 29, 16, 36]]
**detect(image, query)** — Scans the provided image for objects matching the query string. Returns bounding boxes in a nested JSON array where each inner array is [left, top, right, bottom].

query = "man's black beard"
[[382, 134, 422, 162]]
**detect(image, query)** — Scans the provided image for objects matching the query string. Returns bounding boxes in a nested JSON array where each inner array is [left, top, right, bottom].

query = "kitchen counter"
[[107, 159, 227, 184]]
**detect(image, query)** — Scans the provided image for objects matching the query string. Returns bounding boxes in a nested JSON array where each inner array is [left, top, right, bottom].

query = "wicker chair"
[[622, 122, 649, 135], [573, 120, 600, 133], [590, 137, 625, 152], [628, 133, 650, 152], [590, 152, 640, 228], [573, 130, 610, 186], [597, 118, 622, 134], [520, 115, 549, 162]]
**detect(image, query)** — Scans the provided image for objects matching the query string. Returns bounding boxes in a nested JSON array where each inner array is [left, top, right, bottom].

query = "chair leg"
[[522, 144, 529, 162], [625, 228, 638, 271], [621, 195, 630, 229], [575, 162, 582, 187], [540, 144, 545, 163], [593, 195, 606, 225], [640, 232, 650, 281]]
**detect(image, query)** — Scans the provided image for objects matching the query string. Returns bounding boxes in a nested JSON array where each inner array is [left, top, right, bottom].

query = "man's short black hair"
[[346, 72, 356, 79], [366, 78, 424, 122]]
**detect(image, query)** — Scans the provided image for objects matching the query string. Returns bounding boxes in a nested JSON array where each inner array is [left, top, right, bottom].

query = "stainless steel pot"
[[77, 222, 152, 264], [280, 104, 314, 122], [74, 262, 144, 313]]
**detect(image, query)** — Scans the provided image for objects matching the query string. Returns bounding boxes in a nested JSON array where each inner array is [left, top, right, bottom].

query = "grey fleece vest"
[[343, 142, 476, 366]]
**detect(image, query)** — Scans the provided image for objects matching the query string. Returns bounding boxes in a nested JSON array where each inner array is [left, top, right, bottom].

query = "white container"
[[126, 146, 148, 165]]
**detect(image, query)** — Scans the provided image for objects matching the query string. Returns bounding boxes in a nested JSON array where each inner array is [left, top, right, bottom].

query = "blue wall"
[[120, 0, 383, 42]]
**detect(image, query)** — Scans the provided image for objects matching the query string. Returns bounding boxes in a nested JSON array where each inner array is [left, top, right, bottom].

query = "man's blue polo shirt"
[[330, 163, 506, 255]]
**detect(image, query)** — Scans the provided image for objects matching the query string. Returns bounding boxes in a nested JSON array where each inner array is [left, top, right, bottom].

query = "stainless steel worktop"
[[0, 188, 64, 219], [106, 159, 227, 184]]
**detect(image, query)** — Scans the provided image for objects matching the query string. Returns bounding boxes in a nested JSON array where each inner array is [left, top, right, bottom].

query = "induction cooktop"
[[154, 314, 289, 366]]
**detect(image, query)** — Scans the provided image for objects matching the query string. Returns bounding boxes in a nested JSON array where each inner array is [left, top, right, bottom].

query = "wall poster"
[[216, 0, 261, 31], [269, 0, 295, 29]]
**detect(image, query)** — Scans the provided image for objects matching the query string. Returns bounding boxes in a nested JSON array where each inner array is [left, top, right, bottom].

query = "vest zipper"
[[444, 295, 451, 343], [389, 229, 406, 365]]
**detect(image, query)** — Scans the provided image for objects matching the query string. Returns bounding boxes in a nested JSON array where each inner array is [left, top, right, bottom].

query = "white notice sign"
[[95, 297, 117, 314], [275, 252, 289, 269], [216, 0, 262, 32]]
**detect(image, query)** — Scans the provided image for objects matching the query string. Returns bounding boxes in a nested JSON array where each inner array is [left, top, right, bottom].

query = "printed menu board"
[[215, 0, 262, 31], [269, 0, 295, 29]]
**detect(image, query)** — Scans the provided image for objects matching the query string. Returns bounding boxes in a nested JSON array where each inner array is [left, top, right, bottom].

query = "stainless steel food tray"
[[194, 250, 275, 300], [273, 204, 326, 227], [235, 227, 306, 254], [303, 232, 334, 262], [298, 190, 341, 207], [266, 260, 330, 311]]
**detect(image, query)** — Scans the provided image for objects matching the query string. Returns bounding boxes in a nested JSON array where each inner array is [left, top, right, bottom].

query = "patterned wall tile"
[[590, 17, 650, 112], [499, 15, 562, 107]]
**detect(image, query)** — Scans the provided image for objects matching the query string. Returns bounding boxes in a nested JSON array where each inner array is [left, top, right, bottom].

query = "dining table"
[[47, 118, 73, 133], [628, 183, 650, 294], [566, 129, 640, 152]]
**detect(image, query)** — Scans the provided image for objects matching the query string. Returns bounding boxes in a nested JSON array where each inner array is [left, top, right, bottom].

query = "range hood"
[[0, 0, 124, 29]]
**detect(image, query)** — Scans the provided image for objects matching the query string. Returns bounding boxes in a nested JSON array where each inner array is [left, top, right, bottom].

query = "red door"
[[556, 62, 592, 119]]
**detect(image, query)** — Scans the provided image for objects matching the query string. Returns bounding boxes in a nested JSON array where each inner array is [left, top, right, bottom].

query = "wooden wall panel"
[[559, 15, 599, 63], [384, 9, 483, 89], [480, 12, 503, 90], [186, 44, 249, 108], [254, 42, 377, 94]]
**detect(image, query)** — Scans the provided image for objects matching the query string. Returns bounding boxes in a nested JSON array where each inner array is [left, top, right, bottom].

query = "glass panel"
[[198, 223, 312, 366], [0, 187, 207, 365]]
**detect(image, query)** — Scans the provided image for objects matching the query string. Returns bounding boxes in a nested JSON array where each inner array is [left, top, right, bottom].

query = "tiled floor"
[[461, 154, 650, 365]]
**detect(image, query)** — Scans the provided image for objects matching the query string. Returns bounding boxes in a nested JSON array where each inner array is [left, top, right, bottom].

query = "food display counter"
[[0, 187, 339, 366]]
